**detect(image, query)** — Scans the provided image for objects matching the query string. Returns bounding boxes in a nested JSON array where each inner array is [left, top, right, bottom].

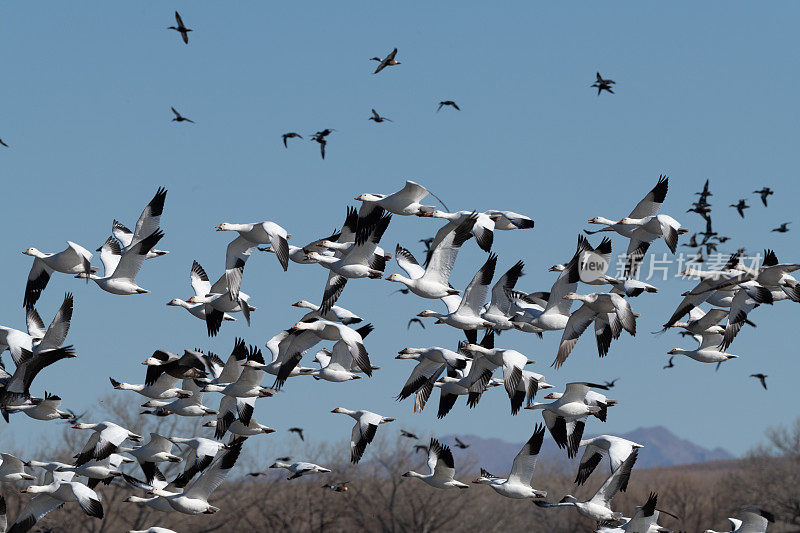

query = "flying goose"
[[481, 260, 525, 331], [146, 438, 246, 515], [308, 339, 371, 383], [753, 187, 774, 207], [185, 261, 256, 337], [730, 199, 749, 218], [356, 180, 448, 217], [472, 425, 547, 499], [6, 391, 73, 421], [573, 435, 643, 488], [371, 48, 401, 74], [105, 187, 168, 257], [72, 420, 142, 465], [142, 349, 207, 385], [282, 132, 302, 147], [22, 242, 93, 309], [667, 330, 739, 364], [322, 481, 349, 492], [772, 222, 791, 233], [587, 176, 669, 239], [169, 436, 228, 488], [292, 300, 362, 325], [417, 253, 497, 341], [268, 461, 331, 480], [109, 374, 190, 400], [121, 467, 175, 512], [387, 214, 476, 299], [2, 292, 73, 367], [53, 454, 124, 489], [368, 109, 392, 123], [76, 229, 164, 294], [484, 210, 535, 231], [331, 407, 395, 463], [554, 292, 636, 368], [284, 320, 373, 382], [421, 210, 496, 252], [394, 346, 469, 402], [534, 448, 638, 522], [611, 492, 679, 533], [751, 373, 768, 390], [170, 107, 194, 123], [216, 220, 292, 299], [400, 430, 418, 440], [544, 389, 617, 422], [0, 345, 77, 414], [0, 454, 34, 482], [437, 101, 460, 111], [168, 11, 191, 43], [704, 508, 774, 533], [202, 416, 275, 437], [525, 382, 609, 458], [12, 472, 103, 531], [402, 438, 469, 489], [141, 378, 217, 418], [617, 213, 689, 276], [202, 345, 276, 399], [125, 433, 183, 483]]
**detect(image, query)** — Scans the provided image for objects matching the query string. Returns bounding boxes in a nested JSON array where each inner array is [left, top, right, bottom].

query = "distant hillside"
[[442, 426, 734, 475]]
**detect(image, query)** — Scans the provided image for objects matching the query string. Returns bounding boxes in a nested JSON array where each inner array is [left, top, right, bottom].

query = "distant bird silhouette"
[[62, 408, 87, 425], [681, 234, 700, 248], [772, 222, 791, 233], [591, 72, 615, 95], [603, 378, 619, 389], [413, 444, 429, 454], [0, 138, 8, 148], [437, 101, 460, 112], [371, 48, 401, 74], [453, 437, 469, 449], [696, 179, 712, 202], [276, 456, 291, 462], [310, 130, 333, 159], [289, 427, 305, 441], [420, 237, 435, 267], [282, 132, 303, 148], [368, 109, 392, 123], [753, 187, 774, 207], [322, 481, 350, 493], [730, 199, 749, 218], [400, 430, 418, 440], [407, 318, 425, 330], [171, 107, 194, 124], [391, 288, 410, 295], [168, 11, 192, 44], [714, 236, 731, 243], [750, 373, 768, 390], [663, 356, 675, 369]]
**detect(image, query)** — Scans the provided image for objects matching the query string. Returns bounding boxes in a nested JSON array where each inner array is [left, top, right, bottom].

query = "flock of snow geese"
[[0, 171, 793, 533]]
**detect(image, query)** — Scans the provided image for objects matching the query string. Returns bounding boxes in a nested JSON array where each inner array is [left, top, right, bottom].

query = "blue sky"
[[0, 2, 797, 457]]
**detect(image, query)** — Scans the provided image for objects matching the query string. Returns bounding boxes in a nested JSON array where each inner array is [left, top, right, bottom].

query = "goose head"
[[330, 407, 350, 415], [166, 298, 186, 307], [291, 300, 315, 310], [22, 247, 43, 257], [385, 274, 404, 283], [396, 348, 421, 359], [215, 223, 234, 231], [354, 193, 383, 202], [416, 310, 438, 318], [548, 264, 566, 272]]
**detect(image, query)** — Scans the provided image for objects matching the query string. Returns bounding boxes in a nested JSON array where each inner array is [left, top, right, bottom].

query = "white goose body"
[[472, 425, 547, 499]]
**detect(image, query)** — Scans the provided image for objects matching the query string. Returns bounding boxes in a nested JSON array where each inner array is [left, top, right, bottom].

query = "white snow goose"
[[482, 260, 525, 331], [355, 180, 446, 216], [703, 508, 774, 533], [525, 382, 609, 458], [145, 438, 245, 515], [617, 213, 689, 276], [394, 346, 469, 402], [185, 261, 256, 336], [386, 214, 476, 299], [534, 448, 638, 522], [667, 330, 738, 365], [125, 432, 183, 483], [331, 407, 395, 463], [292, 300, 363, 325], [586, 175, 669, 239], [554, 292, 636, 369], [202, 416, 275, 437], [0, 345, 77, 417], [613, 492, 679, 533], [485, 210, 535, 231], [472, 424, 547, 499], [1, 292, 73, 369], [6, 391, 72, 421], [402, 438, 469, 489], [22, 242, 94, 309], [573, 435, 643, 487], [104, 187, 169, 258], [0, 453, 34, 482], [421, 209, 496, 252], [168, 436, 228, 488], [77, 229, 164, 294], [141, 378, 217, 418], [72, 420, 142, 465], [268, 461, 331, 479], [109, 372, 190, 400], [417, 253, 497, 343], [216, 221, 291, 299], [11, 471, 103, 531]]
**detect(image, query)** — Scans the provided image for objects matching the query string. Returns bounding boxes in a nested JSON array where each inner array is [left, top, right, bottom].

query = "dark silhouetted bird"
[[730, 199, 749, 218], [603, 378, 619, 389], [368, 109, 392, 123], [407, 318, 425, 330], [371, 48, 401, 74], [168, 11, 192, 44], [282, 132, 302, 148], [663, 356, 675, 369], [413, 444, 429, 454], [772, 222, 790, 233], [310, 130, 333, 159], [0, 138, 8, 148], [681, 234, 700, 248], [171, 107, 194, 124], [400, 430, 418, 440], [591, 72, 615, 95], [753, 187, 774, 207], [289, 427, 304, 441], [750, 373, 768, 390], [437, 101, 460, 112], [453, 437, 469, 449], [696, 179, 712, 202]]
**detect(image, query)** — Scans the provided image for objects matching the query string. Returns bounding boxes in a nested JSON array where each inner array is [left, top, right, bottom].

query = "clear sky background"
[[0, 2, 797, 457]]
